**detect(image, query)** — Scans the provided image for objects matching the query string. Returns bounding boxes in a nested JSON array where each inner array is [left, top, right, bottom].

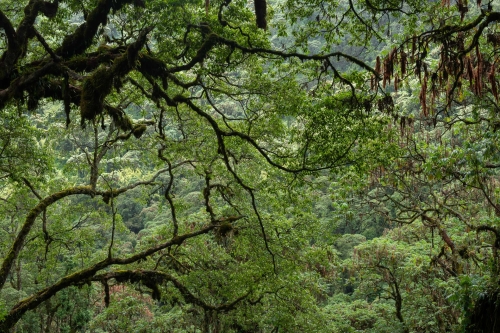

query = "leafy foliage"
[[1, 0, 500, 332]]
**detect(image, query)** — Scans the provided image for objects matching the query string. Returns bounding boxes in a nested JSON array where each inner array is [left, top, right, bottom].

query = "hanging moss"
[[138, 54, 166, 78], [105, 105, 133, 132], [467, 291, 500, 333], [80, 66, 113, 122], [217, 222, 233, 237], [106, 270, 164, 301], [132, 124, 147, 138], [40, 0, 59, 18], [27, 92, 39, 111], [78, 26, 152, 127], [26, 79, 47, 111], [113, 77, 123, 93], [118, 115, 133, 132]]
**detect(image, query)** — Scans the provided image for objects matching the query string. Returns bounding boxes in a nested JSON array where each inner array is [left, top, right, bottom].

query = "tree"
[[331, 1, 500, 330], [1, 0, 500, 332], [0, 0, 386, 331]]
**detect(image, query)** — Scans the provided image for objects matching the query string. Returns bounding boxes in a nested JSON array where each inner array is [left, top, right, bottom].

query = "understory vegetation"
[[1, 0, 500, 332]]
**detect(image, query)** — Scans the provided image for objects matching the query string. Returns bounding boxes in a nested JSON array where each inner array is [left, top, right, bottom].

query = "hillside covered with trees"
[[1, 0, 500, 332]]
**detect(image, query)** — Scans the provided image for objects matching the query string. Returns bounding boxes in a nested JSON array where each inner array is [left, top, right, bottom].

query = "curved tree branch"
[[0, 225, 216, 331]]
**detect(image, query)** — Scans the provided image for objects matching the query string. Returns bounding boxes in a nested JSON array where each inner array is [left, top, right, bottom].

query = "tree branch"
[[56, 0, 144, 58], [0, 225, 216, 331]]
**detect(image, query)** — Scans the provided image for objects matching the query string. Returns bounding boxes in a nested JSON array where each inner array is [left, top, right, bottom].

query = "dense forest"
[[1, 0, 500, 332]]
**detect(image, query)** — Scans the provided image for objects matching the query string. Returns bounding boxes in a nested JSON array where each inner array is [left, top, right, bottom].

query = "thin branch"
[[0, 225, 216, 331], [91, 270, 250, 311]]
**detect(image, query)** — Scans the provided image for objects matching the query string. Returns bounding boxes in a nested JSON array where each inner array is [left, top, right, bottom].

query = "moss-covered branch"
[[56, 0, 145, 58], [0, 225, 216, 331], [0, 0, 59, 86], [0, 186, 95, 292], [91, 270, 250, 310], [79, 26, 153, 123], [214, 35, 379, 77], [0, 166, 170, 294]]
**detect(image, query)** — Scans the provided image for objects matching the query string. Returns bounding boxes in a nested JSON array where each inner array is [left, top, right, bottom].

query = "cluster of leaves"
[[1, 0, 500, 332]]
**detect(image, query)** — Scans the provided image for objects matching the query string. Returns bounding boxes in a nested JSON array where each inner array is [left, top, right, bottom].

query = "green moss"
[[217, 222, 233, 237], [104, 105, 133, 132], [80, 66, 113, 122], [132, 124, 147, 138], [138, 54, 166, 78]]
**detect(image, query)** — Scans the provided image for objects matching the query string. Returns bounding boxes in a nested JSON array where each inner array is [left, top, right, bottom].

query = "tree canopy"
[[1, 0, 500, 332]]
